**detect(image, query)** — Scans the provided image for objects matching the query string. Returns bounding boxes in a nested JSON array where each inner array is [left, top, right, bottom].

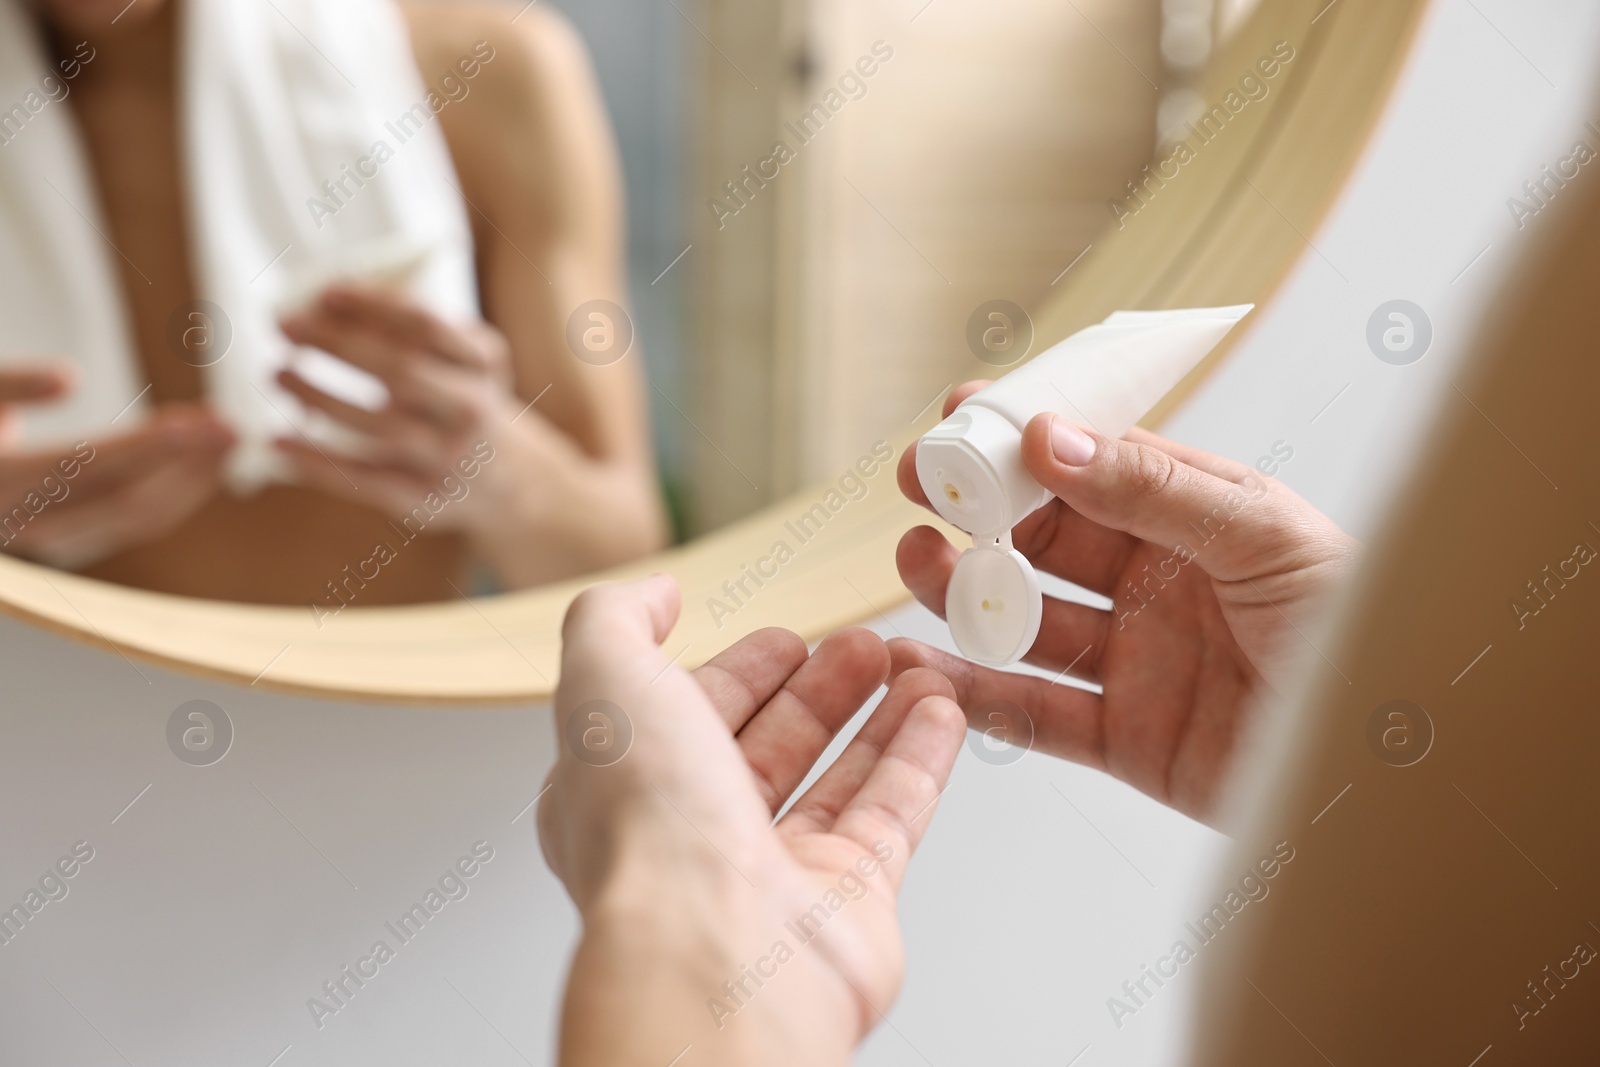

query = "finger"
[[319, 286, 491, 369], [273, 439, 432, 512], [898, 393, 1144, 599], [887, 637, 1106, 772], [896, 443, 932, 510], [1023, 414, 1302, 582], [691, 627, 811, 733], [555, 576, 683, 740], [893, 526, 963, 612], [276, 369, 460, 474], [560, 574, 682, 672], [0, 364, 75, 403], [778, 667, 954, 842], [809, 691, 967, 895], [0, 447, 86, 492], [280, 307, 421, 383], [734, 628, 889, 814], [12, 455, 224, 569], [895, 525, 1109, 680], [943, 380, 990, 418], [898, 453, 1138, 599], [898, 444, 1138, 592], [275, 368, 391, 437], [898, 381, 993, 512], [1008, 496, 1140, 598], [384, 359, 485, 435], [48, 409, 234, 498]]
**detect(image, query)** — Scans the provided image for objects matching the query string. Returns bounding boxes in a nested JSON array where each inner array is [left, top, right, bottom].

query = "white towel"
[[0, 0, 479, 492]]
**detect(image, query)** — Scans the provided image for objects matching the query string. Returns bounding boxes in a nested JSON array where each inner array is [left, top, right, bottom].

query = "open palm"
[[541, 577, 965, 1062]]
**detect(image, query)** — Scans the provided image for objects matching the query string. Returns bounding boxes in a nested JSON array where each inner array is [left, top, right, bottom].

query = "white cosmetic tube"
[[916, 304, 1253, 666]]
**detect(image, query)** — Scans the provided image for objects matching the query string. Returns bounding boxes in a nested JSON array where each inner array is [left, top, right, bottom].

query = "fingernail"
[[1050, 417, 1096, 466]]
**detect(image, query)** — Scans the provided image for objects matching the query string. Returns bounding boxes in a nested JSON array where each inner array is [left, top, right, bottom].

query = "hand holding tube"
[[896, 383, 1360, 822]]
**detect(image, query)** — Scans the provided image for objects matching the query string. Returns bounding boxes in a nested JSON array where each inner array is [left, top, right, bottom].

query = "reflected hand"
[[0, 364, 234, 570], [895, 382, 1360, 822], [277, 284, 668, 586], [541, 576, 965, 1067], [275, 286, 527, 530]]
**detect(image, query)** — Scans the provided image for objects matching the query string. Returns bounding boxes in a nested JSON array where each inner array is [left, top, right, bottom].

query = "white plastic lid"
[[916, 406, 1046, 541], [946, 536, 1043, 667]]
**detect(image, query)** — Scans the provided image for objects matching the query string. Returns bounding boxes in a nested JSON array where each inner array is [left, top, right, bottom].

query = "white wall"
[[868, 2, 1600, 1065], [2, 2, 1596, 1065]]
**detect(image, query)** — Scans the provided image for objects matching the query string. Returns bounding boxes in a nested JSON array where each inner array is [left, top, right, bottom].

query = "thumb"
[[559, 573, 682, 686], [1021, 414, 1297, 581]]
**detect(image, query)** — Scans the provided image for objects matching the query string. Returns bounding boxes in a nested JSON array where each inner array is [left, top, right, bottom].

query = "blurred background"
[[541, 0, 1264, 536]]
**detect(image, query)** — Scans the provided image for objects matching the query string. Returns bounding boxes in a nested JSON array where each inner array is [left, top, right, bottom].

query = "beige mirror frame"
[[0, 0, 1429, 704]]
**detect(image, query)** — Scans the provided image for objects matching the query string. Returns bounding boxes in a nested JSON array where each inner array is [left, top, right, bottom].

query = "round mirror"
[[0, 0, 1427, 701]]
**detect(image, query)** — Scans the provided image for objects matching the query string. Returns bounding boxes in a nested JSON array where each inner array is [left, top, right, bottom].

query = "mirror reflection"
[[0, 0, 1257, 613]]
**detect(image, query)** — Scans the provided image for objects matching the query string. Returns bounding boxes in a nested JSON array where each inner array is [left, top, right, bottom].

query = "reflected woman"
[[0, 0, 667, 606]]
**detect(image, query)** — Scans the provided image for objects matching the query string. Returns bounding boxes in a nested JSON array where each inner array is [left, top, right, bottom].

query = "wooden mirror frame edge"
[[0, 0, 1431, 705]]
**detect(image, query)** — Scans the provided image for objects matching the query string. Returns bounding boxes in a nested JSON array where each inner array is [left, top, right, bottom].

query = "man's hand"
[[0, 365, 234, 570], [275, 285, 666, 585], [541, 576, 966, 1067], [275, 286, 517, 522], [895, 382, 1360, 822]]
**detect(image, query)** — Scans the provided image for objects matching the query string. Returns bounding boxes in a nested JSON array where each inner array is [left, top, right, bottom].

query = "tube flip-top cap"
[[916, 406, 1049, 540], [946, 539, 1042, 667]]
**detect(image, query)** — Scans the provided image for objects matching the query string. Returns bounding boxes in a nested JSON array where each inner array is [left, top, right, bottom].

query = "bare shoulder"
[[397, 1, 613, 227], [398, 2, 594, 125]]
